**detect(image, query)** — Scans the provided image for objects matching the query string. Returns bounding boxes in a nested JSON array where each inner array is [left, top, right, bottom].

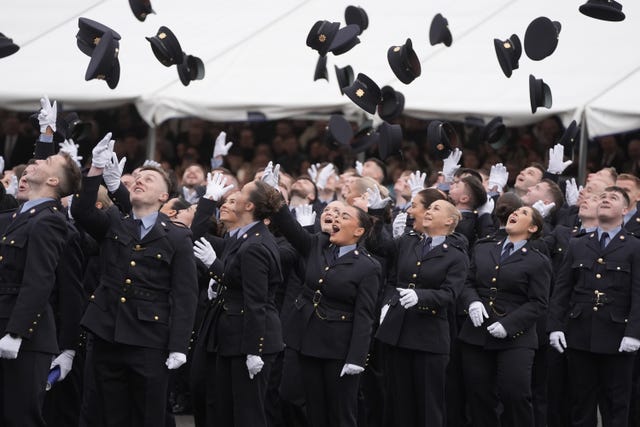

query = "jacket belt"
[[103, 284, 166, 302], [300, 285, 353, 312], [477, 287, 528, 304]]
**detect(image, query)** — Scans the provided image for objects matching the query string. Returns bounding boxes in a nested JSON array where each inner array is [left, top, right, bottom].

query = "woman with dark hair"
[[376, 199, 469, 427], [269, 178, 382, 427], [192, 179, 284, 427], [458, 206, 551, 427]]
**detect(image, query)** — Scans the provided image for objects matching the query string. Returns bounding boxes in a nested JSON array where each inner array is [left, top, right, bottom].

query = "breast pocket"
[[0, 235, 27, 270]]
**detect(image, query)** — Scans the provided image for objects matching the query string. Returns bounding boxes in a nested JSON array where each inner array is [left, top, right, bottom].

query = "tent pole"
[[577, 111, 588, 185], [146, 125, 156, 161]]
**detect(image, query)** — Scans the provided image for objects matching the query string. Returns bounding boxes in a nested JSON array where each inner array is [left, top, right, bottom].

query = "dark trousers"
[[214, 353, 275, 427], [79, 335, 103, 427], [279, 347, 309, 427], [461, 343, 535, 427], [359, 339, 386, 427], [91, 337, 169, 427], [0, 350, 51, 427], [298, 353, 361, 427], [386, 345, 448, 427], [532, 344, 550, 427], [44, 346, 85, 427], [189, 334, 215, 427], [566, 348, 635, 427], [547, 347, 570, 427]]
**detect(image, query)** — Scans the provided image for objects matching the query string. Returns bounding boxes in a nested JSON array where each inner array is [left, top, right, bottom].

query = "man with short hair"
[[361, 158, 387, 184], [615, 173, 640, 235], [0, 97, 80, 426], [549, 187, 640, 427], [72, 137, 198, 427], [180, 164, 207, 204], [513, 165, 545, 198]]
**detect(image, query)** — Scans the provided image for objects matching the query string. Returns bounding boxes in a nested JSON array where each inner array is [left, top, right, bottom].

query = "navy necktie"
[[421, 237, 433, 257], [600, 232, 609, 250], [134, 219, 143, 239], [500, 242, 514, 263], [332, 246, 340, 264]]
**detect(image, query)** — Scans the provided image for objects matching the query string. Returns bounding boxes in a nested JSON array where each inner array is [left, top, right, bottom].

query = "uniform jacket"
[[459, 238, 551, 350], [375, 232, 469, 353], [272, 205, 381, 367], [205, 221, 284, 357], [72, 175, 198, 354], [548, 228, 640, 354], [0, 201, 68, 354]]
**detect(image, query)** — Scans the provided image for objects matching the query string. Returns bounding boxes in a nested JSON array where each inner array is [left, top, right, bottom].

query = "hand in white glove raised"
[[294, 204, 316, 227], [307, 164, 320, 182], [38, 95, 57, 133], [165, 352, 187, 370], [0, 333, 22, 359], [488, 163, 508, 193], [441, 148, 462, 183], [6, 175, 17, 197], [50, 349, 76, 380], [532, 200, 556, 218], [477, 196, 495, 217], [213, 131, 234, 158], [316, 164, 335, 190], [340, 363, 364, 377], [355, 160, 363, 176], [392, 212, 407, 239], [193, 237, 217, 268], [91, 133, 115, 169], [102, 152, 126, 193], [549, 331, 567, 353], [397, 288, 418, 308], [565, 178, 581, 207], [205, 172, 234, 201], [547, 144, 572, 174], [261, 161, 280, 189], [407, 171, 426, 197], [59, 139, 83, 166], [619, 336, 640, 353], [366, 186, 391, 209], [468, 301, 488, 327], [246, 354, 264, 379]]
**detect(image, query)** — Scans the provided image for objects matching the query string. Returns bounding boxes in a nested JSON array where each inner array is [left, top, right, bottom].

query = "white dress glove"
[[392, 212, 408, 239], [316, 164, 335, 190], [397, 288, 418, 309], [619, 336, 640, 353], [547, 143, 572, 174], [91, 132, 115, 169], [355, 160, 363, 176], [477, 196, 495, 217], [408, 171, 426, 197], [340, 363, 364, 377], [246, 354, 264, 379], [50, 349, 76, 380], [207, 279, 218, 300], [565, 178, 580, 207], [59, 139, 83, 167], [213, 131, 234, 158], [165, 352, 187, 370], [205, 172, 234, 201], [294, 204, 316, 227], [6, 175, 17, 197], [366, 186, 391, 209], [379, 304, 390, 325], [441, 148, 462, 183], [102, 152, 126, 192], [193, 237, 217, 268], [307, 164, 320, 181], [549, 331, 567, 353], [0, 333, 22, 359], [468, 301, 489, 327], [0, 156, 5, 175], [487, 322, 507, 339], [38, 95, 57, 133], [532, 200, 556, 218], [261, 161, 280, 189], [488, 163, 508, 193]]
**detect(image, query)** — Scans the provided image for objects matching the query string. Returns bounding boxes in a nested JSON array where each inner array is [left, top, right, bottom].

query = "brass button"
[[10, 240, 14, 245], [318, 279, 323, 284], [412, 273, 417, 278], [120, 297, 126, 303], [90, 295, 95, 300], [431, 310, 437, 315], [0, 256, 4, 261], [593, 306, 598, 311], [32, 321, 37, 325], [489, 301, 494, 306], [341, 315, 346, 320], [130, 261, 136, 267], [125, 279, 132, 284], [617, 267, 621, 270], [154, 315, 159, 321], [558, 248, 563, 252], [260, 337, 264, 341], [491, 277, 497, 283], [495, 265, 499, 270], [597, 258, 604, 264], [325, 266, 329, 271], [28, 328, 33, 333], [156, 254, 162, 259], [135, 244, 141, 250], [596, 273, 602, 279], [36, 314, 41, 318], [416, 261, 421, 266]]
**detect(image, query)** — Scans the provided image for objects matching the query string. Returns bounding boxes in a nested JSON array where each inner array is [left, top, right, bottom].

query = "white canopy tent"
[[0, 0, 639, 138]]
